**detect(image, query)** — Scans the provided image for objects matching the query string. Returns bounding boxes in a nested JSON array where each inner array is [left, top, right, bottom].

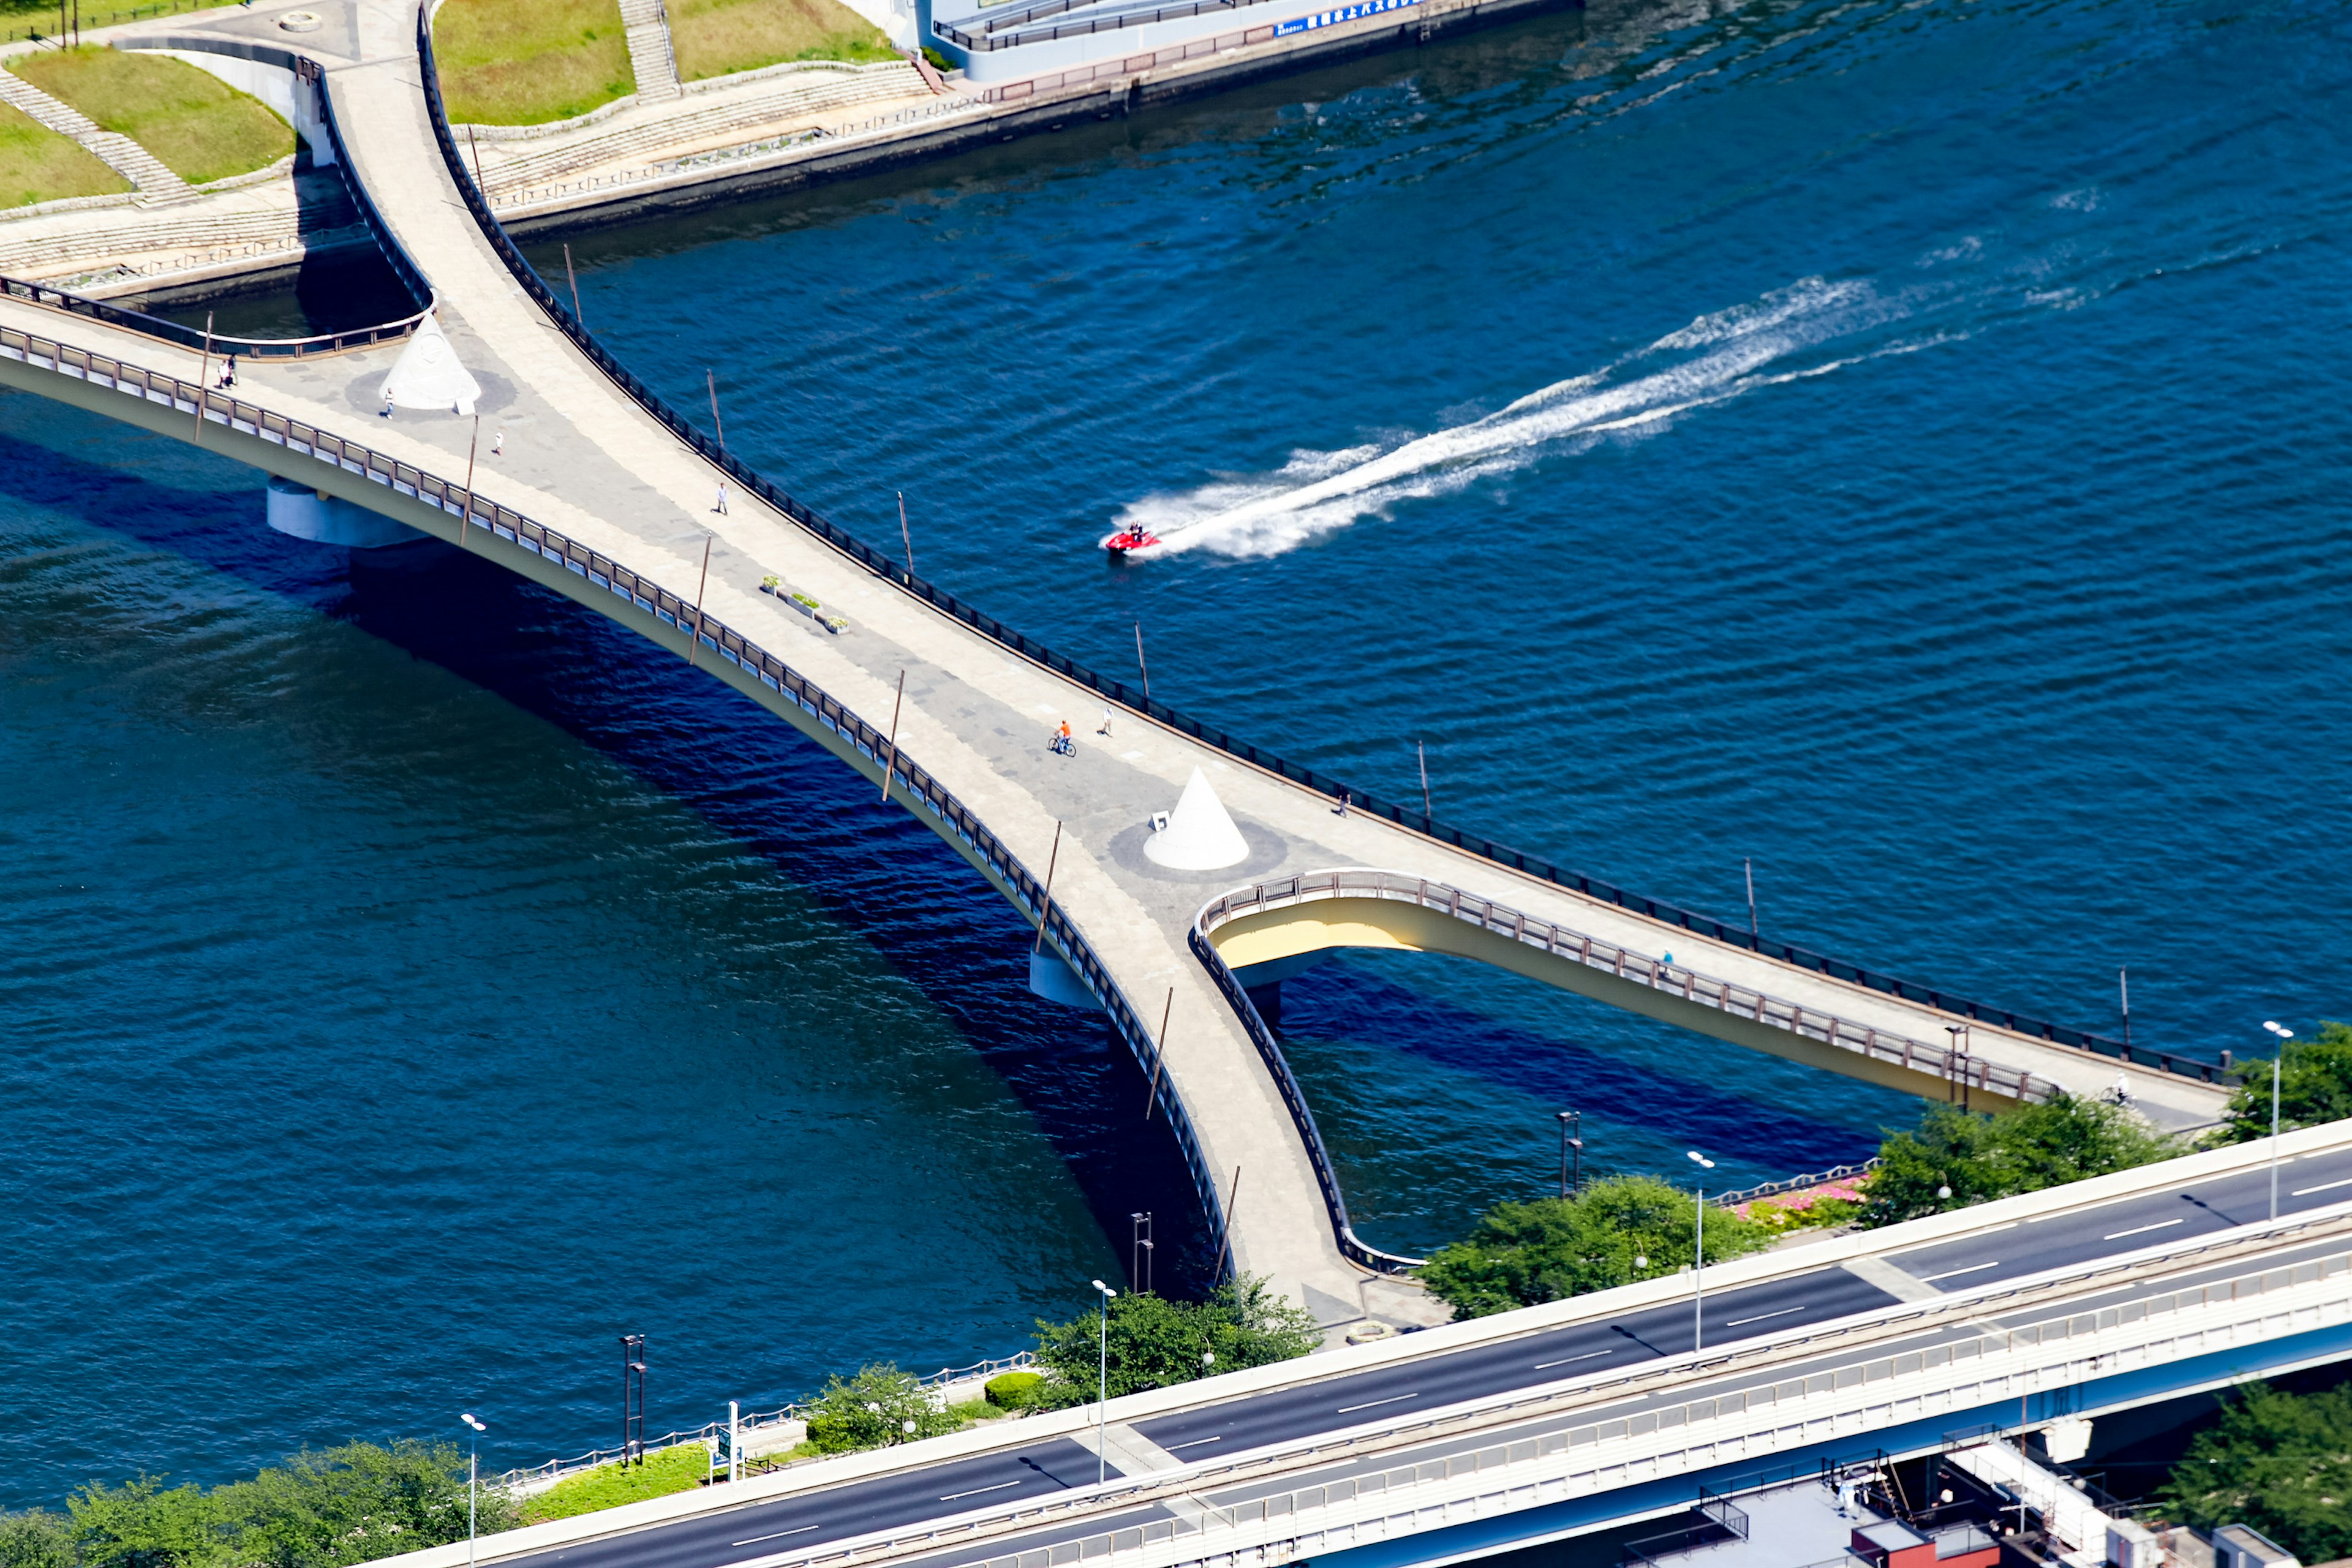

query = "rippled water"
[[9, 0, 2349, 1510]]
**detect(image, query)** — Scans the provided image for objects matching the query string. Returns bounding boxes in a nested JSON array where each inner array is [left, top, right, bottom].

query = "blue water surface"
[[6, 0, 2348, 1512]]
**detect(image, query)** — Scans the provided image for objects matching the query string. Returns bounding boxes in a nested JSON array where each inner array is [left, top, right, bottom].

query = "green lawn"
[[0, 96, 129, 208], [435, 0, 636, 126], [12, 47, 291, 184], [669, 0, 897, 81]]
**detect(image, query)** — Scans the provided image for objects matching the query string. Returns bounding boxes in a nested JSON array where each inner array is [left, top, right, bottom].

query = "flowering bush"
[[1732, 1177, 1869, 1232]]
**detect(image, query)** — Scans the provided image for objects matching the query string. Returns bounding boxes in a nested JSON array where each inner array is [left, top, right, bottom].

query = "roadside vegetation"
[[669, 0, 897, 79], [2206, 1020, 2352, 1147], [519, 1442, 710, 1525], [1025, 1277, 1321, 1404], [1420, 1175, 1777, 1319], [0, 97, 127, 207], [434, 0, 634, 126], [10, 48, 290, 184], [0, 0, 245, 45], [0, 1441, 510, 1568], [2155, 1381, 2352, 1562], [1860, 1091, 2173, 1227]]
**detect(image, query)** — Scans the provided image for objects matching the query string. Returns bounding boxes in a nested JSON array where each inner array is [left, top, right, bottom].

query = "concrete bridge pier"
[[265, 473, 430, 548]]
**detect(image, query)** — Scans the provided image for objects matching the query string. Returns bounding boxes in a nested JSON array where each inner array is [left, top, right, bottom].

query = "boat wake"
[[1105, 275, 1924, 560]]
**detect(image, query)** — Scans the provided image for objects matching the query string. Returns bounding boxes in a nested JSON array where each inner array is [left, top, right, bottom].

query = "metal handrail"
[[1197, 871, 2065, 1107], [0, 318, 1234, 1285], [393, 6, 2208, 1095], [0, 273, 429, 359], [1712, 1160, 1880, 1210], [490, 1351, 1037, 1491]]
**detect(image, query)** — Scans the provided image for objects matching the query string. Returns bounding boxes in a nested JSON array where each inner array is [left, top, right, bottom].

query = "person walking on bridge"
[[1098, 707, 1114, 737]]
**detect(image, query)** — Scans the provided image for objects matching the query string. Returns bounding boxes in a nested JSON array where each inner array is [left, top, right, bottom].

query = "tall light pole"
[[1090, 1279, 1117, 1483], [2265, 1020, 2294, 1220], [1687, 1151, 1715, 1351], [459, 1412, 486, 1568], [1558, 1111, 1583, 1199]]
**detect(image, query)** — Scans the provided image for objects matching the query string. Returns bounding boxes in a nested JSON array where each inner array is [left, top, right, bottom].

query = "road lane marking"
[[1335, 1393, 1417, 1414], [939, 1480, 1023, 1503], [2103, 1218, 2185, 1241], [1534, 1350, 1611, 1370], [1724, 1306, 1803, 1328], [1164, 1437, 1220, 1451], [1920, 1261, 2000, 1283], [2293, 1177, 2352, 1197], [734, 1527, 819, 1546]]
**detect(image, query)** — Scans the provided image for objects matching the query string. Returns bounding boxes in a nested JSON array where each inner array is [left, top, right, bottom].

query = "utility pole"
[[564, 243, 585, 326], [1744, 858, 1757, 940], [898, 491, 915, 576], [1556, 1110, 1581, 1198], [2120, 968, 2131, 1051], [1130, 1212, 1153, 1293], [1133, 622, 1150, 701], [619, 1335, 646, 1464], [1032, 821, 1062, 954], [1417, 740, 1432, 817]]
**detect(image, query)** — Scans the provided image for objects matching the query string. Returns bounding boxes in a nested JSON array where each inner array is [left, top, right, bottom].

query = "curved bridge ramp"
[[0, 0, 2228, 1321]]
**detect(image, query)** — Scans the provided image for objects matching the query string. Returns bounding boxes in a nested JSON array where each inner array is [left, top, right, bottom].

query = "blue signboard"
[[1272, 0, 1417, 36]]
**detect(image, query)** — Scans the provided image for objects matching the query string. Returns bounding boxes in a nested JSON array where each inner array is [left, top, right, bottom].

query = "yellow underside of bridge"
[[1210, 897, 2027, 1110]]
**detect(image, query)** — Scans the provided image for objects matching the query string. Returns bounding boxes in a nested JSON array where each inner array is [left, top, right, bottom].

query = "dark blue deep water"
[[7, 0, 2350, 1511]]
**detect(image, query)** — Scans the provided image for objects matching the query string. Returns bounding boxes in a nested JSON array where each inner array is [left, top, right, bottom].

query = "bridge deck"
[[0, 0, 2226, 1316]]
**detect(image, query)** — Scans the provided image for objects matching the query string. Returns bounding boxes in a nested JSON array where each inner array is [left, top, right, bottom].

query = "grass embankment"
[[669, 0, 896, 80], [0, 97, 128, 206], [434, 0, 635, 126], [522, 1443, 712, 1525], [12, 47, 290, 184]]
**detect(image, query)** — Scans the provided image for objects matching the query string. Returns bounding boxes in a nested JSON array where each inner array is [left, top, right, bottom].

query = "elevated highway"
[[0, 0, 2231, 1317], [357, 1124, 2352, 1568]]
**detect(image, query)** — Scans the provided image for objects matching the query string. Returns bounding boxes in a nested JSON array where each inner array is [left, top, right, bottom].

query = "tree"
[[1028, 1278, 1319, 1407], [2154, 1381, 2352, 1562], [217, 1441, 513, 1568], [65, 1479, 230, 1568], [2207, 1022, 2352, 1147], [1863, 1093, 2174, 1227], [802, 1365, 966, 1454], [0, 1511, 77, 1568], [1419, 1176, 1773, 1321]]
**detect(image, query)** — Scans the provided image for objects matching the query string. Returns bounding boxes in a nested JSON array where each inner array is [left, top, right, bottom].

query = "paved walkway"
[[0, 0, 2230, 1319]]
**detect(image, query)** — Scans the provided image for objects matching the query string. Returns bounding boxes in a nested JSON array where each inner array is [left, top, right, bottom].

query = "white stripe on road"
[[733, 1527, 819, 1546], [1920, 1261, 2000, 1283], [2103, 1218, 2184, 1240], [2293, 1177, 2352, 1197], [1534, 1350, 1611, 1370], [1164, 1437, 1220, 1450], [939, 1480, 1023, 1503], [1724, 1306, 1803, 1328], [1335, 1393, 1417, 1415]]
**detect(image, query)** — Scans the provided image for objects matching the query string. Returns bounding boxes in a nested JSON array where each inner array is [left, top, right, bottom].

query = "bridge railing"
[[489, 1351, 1036, 1492], [758, 1224, 2352, 1568], [0, 317, 1235, 1284], [1197, 871, 2066, 1109], [0, 273, 429, 360], [396, 4, 2218, 1095]]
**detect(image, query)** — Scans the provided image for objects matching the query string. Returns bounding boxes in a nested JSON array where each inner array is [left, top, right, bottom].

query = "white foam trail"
[[1112, 276, 1907, 559]]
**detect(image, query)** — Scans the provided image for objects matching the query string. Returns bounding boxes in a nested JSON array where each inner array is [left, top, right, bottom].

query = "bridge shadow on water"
[[0, 416, 1216, 1297]]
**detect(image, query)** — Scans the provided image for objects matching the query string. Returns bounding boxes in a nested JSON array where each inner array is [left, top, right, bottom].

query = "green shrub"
[[521, 1444, 708, 1526], [984, 1372, 1044, 1409], [1862, 1092, 2174, 1227], [2155, 1381, 2352, 1562], [1420, 1175, 1774, 1320], [1028, 1278, 1317, 1407], [802, 1365, 965, 1454], [0, 1510, 80, 1568], [2206, 1022, 2352, 1147]]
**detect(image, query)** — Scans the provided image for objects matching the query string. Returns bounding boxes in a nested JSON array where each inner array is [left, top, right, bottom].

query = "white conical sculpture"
[[1146, 767, 1250, 870], [379, 313, 482, 415]]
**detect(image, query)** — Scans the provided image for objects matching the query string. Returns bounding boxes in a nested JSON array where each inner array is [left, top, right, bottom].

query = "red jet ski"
[[1101, 526, 1163, 559]]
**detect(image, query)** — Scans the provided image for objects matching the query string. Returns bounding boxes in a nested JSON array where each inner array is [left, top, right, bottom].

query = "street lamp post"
[[1090, 1280, 1117, 1483], [459, 1413, 486, 1568], [1687, 1150, 1715, 1351], [1557, 1111, 1583, 1199], [2265, 1020, 2294, 1220]]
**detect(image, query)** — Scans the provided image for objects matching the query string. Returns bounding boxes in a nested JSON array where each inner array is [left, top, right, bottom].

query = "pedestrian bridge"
[[360, 1123, 2352, 1568], [0, 0, 2232, 1322]]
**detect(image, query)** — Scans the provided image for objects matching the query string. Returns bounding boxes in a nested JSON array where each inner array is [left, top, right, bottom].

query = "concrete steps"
[[0, 66, 195, 203], [619, 0, 681, 100], [481, 63, 927, 190], [0, 180, 358, 275]]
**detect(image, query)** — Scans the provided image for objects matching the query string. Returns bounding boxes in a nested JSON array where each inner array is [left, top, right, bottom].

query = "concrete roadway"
[[490, 1137, 2352, 1568]]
